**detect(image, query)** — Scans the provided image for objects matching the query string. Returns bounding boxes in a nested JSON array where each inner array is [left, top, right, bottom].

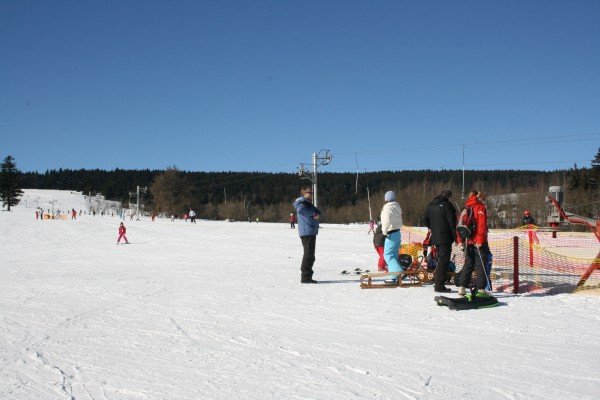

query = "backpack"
[[456, 206, 476, 240], [398, 254, 413, 270]]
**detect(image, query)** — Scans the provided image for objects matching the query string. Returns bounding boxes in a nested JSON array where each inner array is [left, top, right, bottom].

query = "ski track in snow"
[[1, 190, 599, 399]]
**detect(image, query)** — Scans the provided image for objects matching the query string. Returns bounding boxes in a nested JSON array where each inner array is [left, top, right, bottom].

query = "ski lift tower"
[[128, 186, 147, 221], [298, 149, 332, 208], [546, 186, 564, 238]]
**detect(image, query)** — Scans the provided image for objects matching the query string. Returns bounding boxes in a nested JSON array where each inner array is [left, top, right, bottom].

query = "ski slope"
[[1, 190, 599, 400]]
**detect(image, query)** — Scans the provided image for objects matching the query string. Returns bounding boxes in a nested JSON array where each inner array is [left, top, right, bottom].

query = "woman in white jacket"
[[380, 191, 404, 282]]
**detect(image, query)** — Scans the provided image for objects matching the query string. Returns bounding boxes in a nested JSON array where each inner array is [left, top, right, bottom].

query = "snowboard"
[[434, 294, 499, 310]]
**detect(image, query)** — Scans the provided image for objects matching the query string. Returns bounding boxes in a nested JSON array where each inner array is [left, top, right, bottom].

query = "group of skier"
[[292, 185, 495, 297]]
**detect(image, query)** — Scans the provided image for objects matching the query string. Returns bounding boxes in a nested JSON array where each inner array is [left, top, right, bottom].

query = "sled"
[[360, 269, 428, 289]]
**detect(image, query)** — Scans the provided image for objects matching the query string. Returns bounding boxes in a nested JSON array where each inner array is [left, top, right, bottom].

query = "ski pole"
[[476, 245, 491, 290]]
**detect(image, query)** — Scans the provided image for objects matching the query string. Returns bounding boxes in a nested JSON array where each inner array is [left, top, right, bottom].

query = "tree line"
[[12, 148, 599, 226]]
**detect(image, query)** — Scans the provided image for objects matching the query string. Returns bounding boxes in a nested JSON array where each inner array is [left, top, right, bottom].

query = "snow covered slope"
[[1, 190, 599, 399]]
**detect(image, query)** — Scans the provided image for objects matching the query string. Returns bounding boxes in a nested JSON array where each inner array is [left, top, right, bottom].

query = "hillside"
[[1, 190, 598, 399]]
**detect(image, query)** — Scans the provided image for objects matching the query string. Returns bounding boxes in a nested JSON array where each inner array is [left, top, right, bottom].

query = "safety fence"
[[400, 226, 600, 294]]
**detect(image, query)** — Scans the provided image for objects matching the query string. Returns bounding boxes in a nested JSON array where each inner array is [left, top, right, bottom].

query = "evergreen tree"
[[0, 155, 24, 211], [592, 147, 600, 170]]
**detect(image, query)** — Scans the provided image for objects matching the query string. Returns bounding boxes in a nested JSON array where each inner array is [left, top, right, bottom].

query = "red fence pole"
[[513, 236, 519, 294], [528, 227, 534, 268]]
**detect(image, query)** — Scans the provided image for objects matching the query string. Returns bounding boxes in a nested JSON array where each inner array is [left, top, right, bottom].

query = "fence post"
[[528, 227, 534, 268], [513, 236, 519, 294]]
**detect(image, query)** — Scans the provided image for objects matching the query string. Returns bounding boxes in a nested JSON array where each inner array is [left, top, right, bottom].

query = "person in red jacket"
[[117, 222, 129, 244], [457, 190, 490, 296]]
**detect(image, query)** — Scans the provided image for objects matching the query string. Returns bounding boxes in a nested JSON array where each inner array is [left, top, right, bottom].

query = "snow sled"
[[360, 255, 428, 289], [434, 293, 499, 310]]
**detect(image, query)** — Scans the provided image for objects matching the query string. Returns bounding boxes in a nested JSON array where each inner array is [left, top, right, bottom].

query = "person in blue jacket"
[[293, 186, 321, 283]]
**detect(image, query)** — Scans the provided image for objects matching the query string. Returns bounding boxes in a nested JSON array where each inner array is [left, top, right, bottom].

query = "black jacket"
[[423, 195, 457, 245], [373, 225, 385, 247], [523, 215, 535, 225]]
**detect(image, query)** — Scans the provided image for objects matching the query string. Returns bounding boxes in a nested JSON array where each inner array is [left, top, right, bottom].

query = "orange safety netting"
[[399, 226, 600, 294]]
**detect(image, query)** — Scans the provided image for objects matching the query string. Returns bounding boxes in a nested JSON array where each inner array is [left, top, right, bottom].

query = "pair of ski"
[[434, 294, 499, 310]]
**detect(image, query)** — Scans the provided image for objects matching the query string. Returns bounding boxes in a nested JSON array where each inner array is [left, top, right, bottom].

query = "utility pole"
[[129, 186, 147, 221], [298, 149, 332, 208], [366, 186, 372, 221], [462, 144, 466, 200], [49, 199, 57, 214]]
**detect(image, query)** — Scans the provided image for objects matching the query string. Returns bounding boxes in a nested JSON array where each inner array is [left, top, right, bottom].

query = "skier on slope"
[[117, 222, 129, 244]]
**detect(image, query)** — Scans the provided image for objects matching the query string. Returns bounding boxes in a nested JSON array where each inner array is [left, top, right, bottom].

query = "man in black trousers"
[[423, 189, 457, 293], [293, 187, 321, 283]]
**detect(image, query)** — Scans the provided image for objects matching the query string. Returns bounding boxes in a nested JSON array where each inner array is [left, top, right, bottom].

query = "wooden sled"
[[360, 269, 428, 289]]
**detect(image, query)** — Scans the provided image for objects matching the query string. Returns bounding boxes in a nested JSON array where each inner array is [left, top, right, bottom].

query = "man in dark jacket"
[[293, 186, 321, 283], [522, 210, 535, 225], [422, 189, 457, 293]]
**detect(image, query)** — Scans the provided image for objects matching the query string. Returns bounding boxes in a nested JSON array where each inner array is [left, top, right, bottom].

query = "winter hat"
[[384, 191, 396, 202], [440, 189, 452, 198]]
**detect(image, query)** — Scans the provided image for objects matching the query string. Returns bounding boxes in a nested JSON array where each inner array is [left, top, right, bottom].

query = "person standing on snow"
[[457, 191, 491, 296], [117, 222, 129, 244], [380, 191, 404, 283], [422, 189, 457, 293], [368, 219, 375, 234], [373, 221, 387, 271], [289, 213, 296, 229], [293, 187, 321, 284], [522, 210, 535, 225]]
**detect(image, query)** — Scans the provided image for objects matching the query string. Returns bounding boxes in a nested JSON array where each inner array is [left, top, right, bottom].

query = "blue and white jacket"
[[293, 197, 321, 236]]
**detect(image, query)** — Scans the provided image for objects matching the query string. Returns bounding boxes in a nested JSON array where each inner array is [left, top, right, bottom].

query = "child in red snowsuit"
[[373, 223, 387, 271], [117, 222, 129, 244]]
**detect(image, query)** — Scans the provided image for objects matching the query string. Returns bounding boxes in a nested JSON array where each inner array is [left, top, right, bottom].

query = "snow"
[[1, 190, 599, 400]]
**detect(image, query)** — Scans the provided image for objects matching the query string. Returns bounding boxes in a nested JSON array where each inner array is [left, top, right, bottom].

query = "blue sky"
[[1, 0, 599, 173]]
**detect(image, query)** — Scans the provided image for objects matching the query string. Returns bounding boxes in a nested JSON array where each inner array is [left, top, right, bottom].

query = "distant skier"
[[189, 209, 196, 223], [35, 210, 39, 220], [368, 219, 375, 234], [117, 222, 129, 244], [289, 213, 296, 229], [293, 186, 321, 284], [523, 210, 535, 225], [71, 209, 77, 220]]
